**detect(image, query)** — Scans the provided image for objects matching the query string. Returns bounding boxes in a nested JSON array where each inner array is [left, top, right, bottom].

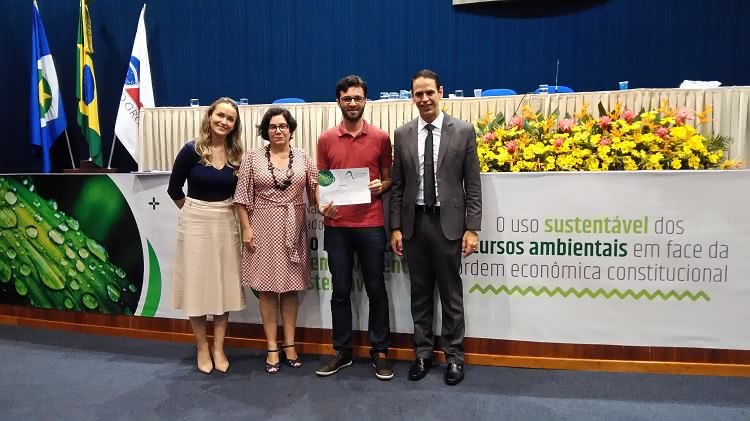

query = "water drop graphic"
[[48, 230, 64, 245], [81, 293, 98, 309], [25, 226, 38, 239]]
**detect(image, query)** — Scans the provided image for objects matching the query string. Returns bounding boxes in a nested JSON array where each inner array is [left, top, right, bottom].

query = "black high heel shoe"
[[280, 344, 302, 368], [265, 349, 280, 374]]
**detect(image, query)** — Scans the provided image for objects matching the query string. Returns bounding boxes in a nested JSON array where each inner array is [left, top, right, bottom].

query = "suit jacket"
[[390, 113, 482, 241]]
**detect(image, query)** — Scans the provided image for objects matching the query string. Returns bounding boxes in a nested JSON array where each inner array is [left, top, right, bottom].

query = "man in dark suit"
[[390, 69, 482, 385]]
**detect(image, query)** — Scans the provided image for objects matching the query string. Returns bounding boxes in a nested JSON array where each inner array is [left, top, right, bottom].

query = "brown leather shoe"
[[372, 354, 394, 381], [315, 352, 352, 376]]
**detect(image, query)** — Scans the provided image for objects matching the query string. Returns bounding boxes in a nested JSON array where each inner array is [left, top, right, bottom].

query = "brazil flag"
[[76, 0, 102, 167]]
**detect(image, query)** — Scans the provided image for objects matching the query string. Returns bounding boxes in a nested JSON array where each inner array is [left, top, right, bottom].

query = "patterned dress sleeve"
[[304, 149, 319, 193], [303, 150, 318, 207], [233, 151, 255, 210]]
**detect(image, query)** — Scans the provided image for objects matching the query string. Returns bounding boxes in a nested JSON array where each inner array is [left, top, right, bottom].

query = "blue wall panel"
[[2, 0, 748, 172]]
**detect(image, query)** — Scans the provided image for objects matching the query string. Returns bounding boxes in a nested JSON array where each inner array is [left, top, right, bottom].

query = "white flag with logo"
[[114, 4, 154, 161]]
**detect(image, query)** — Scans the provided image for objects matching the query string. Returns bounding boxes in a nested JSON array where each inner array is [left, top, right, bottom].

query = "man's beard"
[[341, 107, 364, 122]]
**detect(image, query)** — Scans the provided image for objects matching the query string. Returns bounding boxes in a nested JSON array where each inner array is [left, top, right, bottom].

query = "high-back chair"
[[272, 97, 306, 104], [480, 88, 518, 96]]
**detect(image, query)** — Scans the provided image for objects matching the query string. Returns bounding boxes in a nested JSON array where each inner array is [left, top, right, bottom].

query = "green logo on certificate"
[[319, 170, 335, 187]]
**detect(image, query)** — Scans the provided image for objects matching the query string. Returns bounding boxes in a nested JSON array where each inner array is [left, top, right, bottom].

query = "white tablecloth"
[[138, 87, 750, 171]]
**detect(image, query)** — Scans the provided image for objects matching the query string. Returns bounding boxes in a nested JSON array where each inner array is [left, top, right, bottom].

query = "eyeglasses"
[[339, 96, 365, 104], [269, 124, 289, 132]]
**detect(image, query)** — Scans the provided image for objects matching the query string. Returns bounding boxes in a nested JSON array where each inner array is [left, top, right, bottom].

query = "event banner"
[[0, 172, 748, 350]]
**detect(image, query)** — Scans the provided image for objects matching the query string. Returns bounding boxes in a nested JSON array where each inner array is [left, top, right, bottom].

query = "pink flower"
[[505, 140, 518, 154], [481, 132, 496, 143], [623, 110, 636, 123], [655, 126, 669, 138], [558, 118, 574, 133], [509, 115, 523, 130], [598, 137, 611, 146], [597, 116, 612, 129], [675, 106, 692, 126], [553, 136, 564, 147]]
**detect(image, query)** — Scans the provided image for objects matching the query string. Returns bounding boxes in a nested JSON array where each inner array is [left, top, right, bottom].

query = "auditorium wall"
[[2, 0, 748, 172]]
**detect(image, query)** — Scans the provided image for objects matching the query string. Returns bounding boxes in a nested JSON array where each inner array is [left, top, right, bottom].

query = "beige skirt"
[[171, 197, 246, 316]]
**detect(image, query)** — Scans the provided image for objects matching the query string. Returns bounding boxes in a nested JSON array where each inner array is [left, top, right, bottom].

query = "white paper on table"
[[679, 80, 722, 89], [318, 167, 371, 206]]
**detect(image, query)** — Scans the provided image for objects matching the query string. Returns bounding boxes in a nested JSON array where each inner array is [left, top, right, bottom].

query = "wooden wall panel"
[[2, 305, 749, 376]]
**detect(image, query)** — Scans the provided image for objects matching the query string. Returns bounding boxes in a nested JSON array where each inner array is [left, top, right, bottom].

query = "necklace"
[[265, 145, 294, 190]]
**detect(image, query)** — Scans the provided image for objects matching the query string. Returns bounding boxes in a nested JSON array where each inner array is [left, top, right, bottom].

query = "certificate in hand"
[[318, 168, 371, 206]]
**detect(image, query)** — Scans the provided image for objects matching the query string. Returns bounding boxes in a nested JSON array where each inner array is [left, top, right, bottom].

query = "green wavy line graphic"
[[468, 284, 710, 301]]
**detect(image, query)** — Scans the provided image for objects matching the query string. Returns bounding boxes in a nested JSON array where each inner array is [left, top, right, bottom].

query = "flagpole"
[[107, 133, 117, 169], [63, 129, 76, 170]]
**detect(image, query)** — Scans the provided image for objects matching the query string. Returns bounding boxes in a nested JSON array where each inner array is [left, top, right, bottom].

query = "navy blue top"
[[167, 141, 238, 201]]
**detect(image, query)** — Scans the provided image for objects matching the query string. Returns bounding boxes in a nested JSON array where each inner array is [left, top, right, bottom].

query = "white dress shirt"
[[416, 111, 444, 206]]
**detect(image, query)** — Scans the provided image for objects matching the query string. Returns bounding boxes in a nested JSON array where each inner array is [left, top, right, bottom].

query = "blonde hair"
[[194, 97, 243, 173]]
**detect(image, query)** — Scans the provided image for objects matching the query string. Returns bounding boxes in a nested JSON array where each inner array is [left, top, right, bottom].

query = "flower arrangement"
[[474, 101, 741, 172]]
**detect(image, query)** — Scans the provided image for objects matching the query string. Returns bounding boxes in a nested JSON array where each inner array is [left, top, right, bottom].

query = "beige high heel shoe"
[[197, 347, 213, 374]]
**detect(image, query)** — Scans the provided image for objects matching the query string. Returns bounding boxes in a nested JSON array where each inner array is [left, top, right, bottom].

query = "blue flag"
[[30, 0, 67, 173]]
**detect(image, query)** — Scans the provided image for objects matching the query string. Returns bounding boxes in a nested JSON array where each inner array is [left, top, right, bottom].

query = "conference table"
[[138, 87, 750, 171]]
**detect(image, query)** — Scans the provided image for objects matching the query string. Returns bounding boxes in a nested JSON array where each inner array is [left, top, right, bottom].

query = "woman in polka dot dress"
[[234, 107, 319, 374]]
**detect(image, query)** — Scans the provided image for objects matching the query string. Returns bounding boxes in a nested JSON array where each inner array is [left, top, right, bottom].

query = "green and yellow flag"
[[76, 0, 102, 167]]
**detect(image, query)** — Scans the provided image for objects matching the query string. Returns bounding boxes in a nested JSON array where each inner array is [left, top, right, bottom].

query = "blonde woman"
[[167, 97, 246, 374]]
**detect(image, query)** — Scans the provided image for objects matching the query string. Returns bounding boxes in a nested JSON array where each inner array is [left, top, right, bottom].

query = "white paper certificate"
[[318, 168, 371, 206]]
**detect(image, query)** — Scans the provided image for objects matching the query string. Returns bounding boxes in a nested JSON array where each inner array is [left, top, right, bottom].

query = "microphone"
[[554, 59, 560, 93], [511, 92, 534, 117]]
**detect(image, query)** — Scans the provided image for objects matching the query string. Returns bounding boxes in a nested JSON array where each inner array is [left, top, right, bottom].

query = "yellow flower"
[[659, 116, 676, 126], [542, 116, 556, 133], [616, 140, 636, 154], [609, 102, 623, 120], [649, 153, 664, 165], [623, 157, 639, 171], [575, 102, 590, 120], [544, 156, 556, 170], [669, 126, 690, 140], [640, 112, 657, 130], [686, 135, 704, 150], [721, 159, 743, 169], [585, 157, 600, 171], [597, 145, 611, 159], [656, 99, 674, 117], [531, 142, 547, 155], [473, 101, 730, 173], [521, 105, 539, 121], [696, 106, 713, 124]]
